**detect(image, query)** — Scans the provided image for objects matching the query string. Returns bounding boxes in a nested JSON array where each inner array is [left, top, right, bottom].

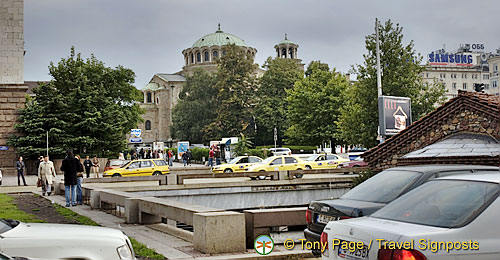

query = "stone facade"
[[0, 0, 24, 84], [364, 91, 500, 171], [0, 0, 26, 175]]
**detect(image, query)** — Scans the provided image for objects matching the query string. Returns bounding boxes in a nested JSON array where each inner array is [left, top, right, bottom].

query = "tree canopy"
[[285, 61, 349, 147], [9, 47, 143, 158], [337, 20, 446, 148]]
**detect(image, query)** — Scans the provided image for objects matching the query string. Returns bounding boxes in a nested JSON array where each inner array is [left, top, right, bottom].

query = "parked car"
[[0, 218, 135, 260], [246, 155, 306, 179], [268, 147, 292, 156], [303, 154, 349, 170], [104, 159, 129, 172], [338, 157, 368, 168], [305, 165, 499, 256], [347, 147, 367, 160], [321, 173, 500, 259], [212, 156, 263, 173], [103, 159, 169, 177]]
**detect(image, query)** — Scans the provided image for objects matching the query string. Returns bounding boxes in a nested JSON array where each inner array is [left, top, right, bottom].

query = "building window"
[[145, 120, 151, 130], [146, 92, 152, 103], [289, 48, 294, 59], [485, 84, 490, 89], [213, 51, 218, 58], [494, 63, 498, 72], [452, 83, 456, 90], [493, 81, 498, 88], [462, 74, 467, 79], [156, 97, 159, 104], [483, 74, 490, 80], [196, 52, 201, 62], [190, 54, 194, 64], [204, 51, 209, 62], [463, 83, 467, 90], [426, 73, 429, 78], [281, 48, 286, 58]]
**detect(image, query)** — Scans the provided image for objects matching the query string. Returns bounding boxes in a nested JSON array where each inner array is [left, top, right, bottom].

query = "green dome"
[[192, 25, 248, 48], [278, 34, 296, 45]]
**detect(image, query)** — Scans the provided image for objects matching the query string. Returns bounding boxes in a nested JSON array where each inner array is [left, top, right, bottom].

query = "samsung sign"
[[428, 52, 473, 66]]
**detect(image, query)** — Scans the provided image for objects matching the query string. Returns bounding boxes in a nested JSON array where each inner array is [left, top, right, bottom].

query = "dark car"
[[338, 156, 368, 168], [304, 164, 499, 256]]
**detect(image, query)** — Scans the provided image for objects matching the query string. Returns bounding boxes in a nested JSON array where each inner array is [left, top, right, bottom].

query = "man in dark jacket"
[[15, 156, 27, 186], [83, 156, 92, 178], [60, 150, 78, 207]]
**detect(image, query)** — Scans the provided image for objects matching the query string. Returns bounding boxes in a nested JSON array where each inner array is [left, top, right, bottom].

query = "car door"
[[283, 156, 300, 170], [123, 161, 141, 176], [153, 159, 169, 173], [267, 157, 283, 171], [314, 155, 327, 169], [138, 160, 154, 176], [235, 157, 249, 172], [325, 154, 340, 168]]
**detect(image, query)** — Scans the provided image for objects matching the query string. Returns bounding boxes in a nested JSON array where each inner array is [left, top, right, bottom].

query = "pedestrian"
[[215, 148, 221, 165], [168, 149, 173, 166], [38, 155, 56, 196], [34, 156, 43, 176], [146, 150, 151, 159], [182, 151, 189, 166], [131, 151, 137, 160], [186, 149, 193, 166], [139, 148, 144, 159], [60, 150, 78, 207], [15, 156, 27, 186], [75, 155, 84, 205], [83, 156, 92, 178], [92, 155, 100, 178], [208, 148, 215, 167], [118, 152, 125, 160]]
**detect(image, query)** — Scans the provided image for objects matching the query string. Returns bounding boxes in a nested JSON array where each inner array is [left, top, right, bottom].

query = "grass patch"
[[130, 237, 166, 260], [0, 194, 44, 223], [53, 204, 100, 226]]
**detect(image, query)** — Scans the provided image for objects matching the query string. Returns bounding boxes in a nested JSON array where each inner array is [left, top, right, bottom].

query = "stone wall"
[[0, 0, 24, 84], [0, 84, 27, 175], [374, 109, 500, 170]]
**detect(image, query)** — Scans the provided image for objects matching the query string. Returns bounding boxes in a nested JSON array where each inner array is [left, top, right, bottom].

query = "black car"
[[304, 164, 499, 256]]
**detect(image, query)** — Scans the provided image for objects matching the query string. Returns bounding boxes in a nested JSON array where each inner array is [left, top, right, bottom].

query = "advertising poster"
[[177, 141, 189, 160], [378, 96, 412, 136]]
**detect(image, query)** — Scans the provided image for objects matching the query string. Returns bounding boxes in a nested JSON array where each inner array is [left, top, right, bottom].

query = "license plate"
[[317, 214, 336, 224], [338, 241, 369, 259]]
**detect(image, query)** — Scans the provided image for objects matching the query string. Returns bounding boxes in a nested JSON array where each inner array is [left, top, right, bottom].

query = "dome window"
[[196, 52, 201, 62], [281, 48, 287, 58], [204, 51, 209, 62], [146, 92, 152, 103], [190, 54, 194, 64], [213, 50, 218, 58]]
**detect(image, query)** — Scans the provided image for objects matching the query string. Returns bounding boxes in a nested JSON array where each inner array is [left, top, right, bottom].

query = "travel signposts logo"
[[254, 235, 274, 255]]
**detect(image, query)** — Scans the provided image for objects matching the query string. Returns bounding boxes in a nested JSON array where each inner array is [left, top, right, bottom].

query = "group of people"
[[128, 148, 175, 166], [181, 149, 193, 166], [207, 145, 221, 167]]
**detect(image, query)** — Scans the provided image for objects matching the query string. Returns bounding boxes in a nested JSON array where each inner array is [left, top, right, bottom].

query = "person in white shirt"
[[38, 155, 56, 196]]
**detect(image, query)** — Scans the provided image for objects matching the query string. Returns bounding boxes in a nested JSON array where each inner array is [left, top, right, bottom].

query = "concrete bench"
[[244, 207, 307, 248]]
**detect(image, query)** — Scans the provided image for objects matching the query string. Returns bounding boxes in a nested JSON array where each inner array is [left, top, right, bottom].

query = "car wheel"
[[153, 171, 162, 176], [258, 176, 266, 180], [250, 176, 257, 180], [224, 168, 233, 173], [112, 173, 121, 177], [305, 165, 312, 170]]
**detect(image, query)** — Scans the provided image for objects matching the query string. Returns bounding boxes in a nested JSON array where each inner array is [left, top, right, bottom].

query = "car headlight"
[[117, 244, 134, 260]]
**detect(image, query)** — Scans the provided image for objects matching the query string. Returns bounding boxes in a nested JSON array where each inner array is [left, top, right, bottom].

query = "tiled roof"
[[156, 74, 186, 82], [363, 90, 500, 165]]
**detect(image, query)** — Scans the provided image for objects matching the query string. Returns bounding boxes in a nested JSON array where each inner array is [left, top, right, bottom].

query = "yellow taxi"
[[212, 156, 263, 173], [246, 155, 306, 172], [103, 159, 169, 177], [302, 153, 349, 169]]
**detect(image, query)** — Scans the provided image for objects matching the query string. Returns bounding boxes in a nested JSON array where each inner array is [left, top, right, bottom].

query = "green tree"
[[9, 47, 143, 158], [337, 20, 446, 148], [171, 69, 217, 143], [285, 61, 349, 148], [204, 44, 258, 140], [255, 57, 303, 146], [233, 133, 253, 156]]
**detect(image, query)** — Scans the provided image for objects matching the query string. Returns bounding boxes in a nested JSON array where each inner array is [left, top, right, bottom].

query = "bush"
[[190, 148, 210, 162], [247, 148, 265, 158]]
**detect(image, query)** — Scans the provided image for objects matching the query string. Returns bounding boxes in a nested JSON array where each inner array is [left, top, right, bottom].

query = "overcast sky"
[[24, 0, 500, 88]]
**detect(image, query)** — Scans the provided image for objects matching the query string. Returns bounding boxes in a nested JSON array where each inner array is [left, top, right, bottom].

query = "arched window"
[[156, 97, 159, 104], [204, 51, 209, 62], [145, 120, 151, 130], [196, 52, 201, 62], [146, 92, 152, 103], [289, 48, 294, 59], [213, 51, 218, 58], [222, 50, 226, 56], [281, 48, 287, 58], [190, 54, 194, 64]]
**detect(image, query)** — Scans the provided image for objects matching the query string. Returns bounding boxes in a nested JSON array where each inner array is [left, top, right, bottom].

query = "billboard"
[[378, 96, 412, 136], [129, 129, 142, 143], [177, 141, 189, 160]]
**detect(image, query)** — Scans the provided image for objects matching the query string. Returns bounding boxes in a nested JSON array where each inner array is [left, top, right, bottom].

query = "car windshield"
[[0, 219, 19, 234], [341, 170, 422, 203], [305, 155, 318, 161], [228, 157, 241, 164], [262, 157, 275, 164], [372, 180, 499, 228]]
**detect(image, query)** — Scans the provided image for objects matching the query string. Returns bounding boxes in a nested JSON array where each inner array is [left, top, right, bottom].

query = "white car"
[[321, 173, 500, 260], [268, 147, 292, 156], [0, 219, 135, 260]]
